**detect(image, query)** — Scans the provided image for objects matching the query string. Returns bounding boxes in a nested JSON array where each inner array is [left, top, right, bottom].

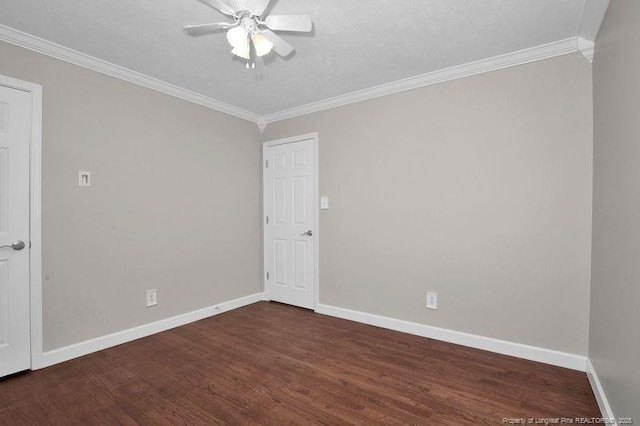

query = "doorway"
[[263, 133, 318, 310], [0, 74, 43, 377]]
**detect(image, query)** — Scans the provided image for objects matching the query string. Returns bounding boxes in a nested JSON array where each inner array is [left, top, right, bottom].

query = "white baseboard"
[[315, 304, 587, 371], [586, 358, 618, 425], [36, 295, 610, 413], [35, 296, 612, 417], [35, 292, 265, 369]]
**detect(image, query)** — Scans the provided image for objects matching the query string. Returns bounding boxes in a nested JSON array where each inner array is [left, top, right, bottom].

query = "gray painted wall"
[[591, 0, 640, 420], [0, 39, 596, 360], [0, 41, 262, 351], [264, 54, 594, 355]]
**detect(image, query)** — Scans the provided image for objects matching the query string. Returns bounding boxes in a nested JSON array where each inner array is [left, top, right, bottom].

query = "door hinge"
[[266, 216, 269, 224], [266, 272, 270, 280], [265, 159, 269, 168]]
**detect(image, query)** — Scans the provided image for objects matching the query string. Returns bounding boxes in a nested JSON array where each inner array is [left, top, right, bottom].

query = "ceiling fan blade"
[[264, 15, 312, 32], [198, 0, 236, 16], [184, 22, 235, 36], [261, 30, 294, 57], [246, 0, 272, 16]]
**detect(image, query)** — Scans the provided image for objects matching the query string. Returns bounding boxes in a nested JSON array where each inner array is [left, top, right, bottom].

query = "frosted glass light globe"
[[252, 32, 274, 57], [231, 41, 250, 59], [227, 26, 250, 59], [227, 26, 248, 49]]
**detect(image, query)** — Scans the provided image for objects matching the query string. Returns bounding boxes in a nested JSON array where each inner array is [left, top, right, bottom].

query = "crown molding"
[[257, 118, 268, 133], [0, 25, 262, 124], [0, 24, 592, 129], [262, 37, 580, 124], [576, 0, 610, 63], [578, 0, 610, 44], [578, 37, 595, 63]]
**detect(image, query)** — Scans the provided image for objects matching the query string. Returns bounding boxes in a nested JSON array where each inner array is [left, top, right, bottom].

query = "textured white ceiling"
[[0, 0, 586, 115]]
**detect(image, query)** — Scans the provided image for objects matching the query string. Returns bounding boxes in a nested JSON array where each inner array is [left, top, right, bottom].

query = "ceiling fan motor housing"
[[240, 16, 258, 34]]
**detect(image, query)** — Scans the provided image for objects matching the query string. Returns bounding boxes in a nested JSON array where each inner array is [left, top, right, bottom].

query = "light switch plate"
[[320, 196, 329, 210], [78, 171, 91, 187]]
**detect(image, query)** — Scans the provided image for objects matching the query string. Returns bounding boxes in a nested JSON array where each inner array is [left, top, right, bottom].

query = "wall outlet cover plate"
[[426, 292, 438, 310]]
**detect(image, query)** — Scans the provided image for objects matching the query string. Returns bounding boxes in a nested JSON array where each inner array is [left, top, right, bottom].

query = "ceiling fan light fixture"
[[227, 25, 251, 59], [231, 41, 251, 59], [226, 26, 249, 50], [252, 32, 274, 57], [185, 0, 313, 66]]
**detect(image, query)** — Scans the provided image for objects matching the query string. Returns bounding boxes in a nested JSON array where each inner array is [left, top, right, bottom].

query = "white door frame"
[[0, 74, 44, 370], [263, 132, 319, 310]]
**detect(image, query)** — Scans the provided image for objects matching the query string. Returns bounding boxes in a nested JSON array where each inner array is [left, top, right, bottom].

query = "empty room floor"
[[0, 302, 599, 425]]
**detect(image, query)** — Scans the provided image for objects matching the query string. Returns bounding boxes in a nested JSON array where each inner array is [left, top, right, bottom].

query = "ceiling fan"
[[184, 0, 313, 68]]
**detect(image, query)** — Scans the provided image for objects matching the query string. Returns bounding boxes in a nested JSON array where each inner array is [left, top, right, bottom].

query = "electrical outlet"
[[426, 292, 438, 310], [146, 289, 157, 307]]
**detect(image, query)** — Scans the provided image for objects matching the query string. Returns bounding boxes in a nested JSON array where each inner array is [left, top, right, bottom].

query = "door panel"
[[264, 138, 315, 309], [293, 240, 307, 289], [293, 177, 307, 224], [274, 239, 287, 286], [0, 85, 31, 377], [274, 178, 287, 224]]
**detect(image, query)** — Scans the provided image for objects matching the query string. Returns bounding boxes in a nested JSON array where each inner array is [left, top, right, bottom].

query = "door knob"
[[0, 240, 25, 251], [301, 230, 313, 237]]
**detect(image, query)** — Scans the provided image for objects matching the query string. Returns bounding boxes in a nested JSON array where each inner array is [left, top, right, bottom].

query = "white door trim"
[[263, 133, 319, 310], [0, 74, 43, 370]]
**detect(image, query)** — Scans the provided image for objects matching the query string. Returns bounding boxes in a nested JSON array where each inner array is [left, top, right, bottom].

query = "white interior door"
[[0, 85, 31, 377], [264, 136, 316, 309]]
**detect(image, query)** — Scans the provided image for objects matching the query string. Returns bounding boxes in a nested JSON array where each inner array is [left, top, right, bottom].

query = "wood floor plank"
[[0, 302, 600, 425]]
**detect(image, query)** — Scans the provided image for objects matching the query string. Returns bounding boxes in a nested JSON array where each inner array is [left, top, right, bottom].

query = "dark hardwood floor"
[[0, 302, 600, 425]]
